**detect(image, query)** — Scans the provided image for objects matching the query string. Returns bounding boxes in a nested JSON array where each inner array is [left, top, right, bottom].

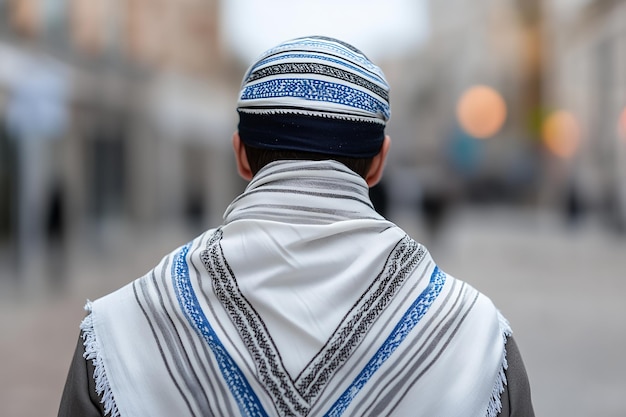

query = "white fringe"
[[81, 301, 120, 417], [485, 311, 513, 417]]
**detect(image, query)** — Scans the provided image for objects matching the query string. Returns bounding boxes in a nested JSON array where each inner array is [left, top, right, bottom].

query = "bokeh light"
[[541, 110, 581, 159], [456, 85, 507, 139]]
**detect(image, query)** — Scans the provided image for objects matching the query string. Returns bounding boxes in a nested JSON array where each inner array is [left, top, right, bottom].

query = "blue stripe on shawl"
[[324, 266, 447, 417], [172, 243, 268, 417]]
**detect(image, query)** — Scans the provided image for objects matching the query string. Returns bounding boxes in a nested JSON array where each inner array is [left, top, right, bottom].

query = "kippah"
[[237, 36, 391, 158]]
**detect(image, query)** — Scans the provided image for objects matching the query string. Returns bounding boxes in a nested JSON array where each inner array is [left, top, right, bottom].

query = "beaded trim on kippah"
[[236, 36, 391, 157]]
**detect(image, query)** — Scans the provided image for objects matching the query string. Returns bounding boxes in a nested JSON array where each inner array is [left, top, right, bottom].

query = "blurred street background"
[[0, 0, 625, 416]]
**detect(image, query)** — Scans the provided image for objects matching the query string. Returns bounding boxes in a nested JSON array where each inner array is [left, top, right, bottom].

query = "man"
[[58, 36, 534, 417]]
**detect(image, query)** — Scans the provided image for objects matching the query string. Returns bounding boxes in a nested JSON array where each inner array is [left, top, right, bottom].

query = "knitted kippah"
[[237, 36, 391, 158]]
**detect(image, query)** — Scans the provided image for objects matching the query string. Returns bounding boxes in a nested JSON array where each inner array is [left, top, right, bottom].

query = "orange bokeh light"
[[541, 110, 581, 159], [456, 85, 507, 139]]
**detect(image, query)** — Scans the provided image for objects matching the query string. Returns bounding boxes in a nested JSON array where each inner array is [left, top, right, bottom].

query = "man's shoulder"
[[91, 228, 219, 306], [438, 268, 508, 328]]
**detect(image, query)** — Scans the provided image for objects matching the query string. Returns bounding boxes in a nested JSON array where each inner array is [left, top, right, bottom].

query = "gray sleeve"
[[57, 332, 105, 417], [497, 336, 535, 417]]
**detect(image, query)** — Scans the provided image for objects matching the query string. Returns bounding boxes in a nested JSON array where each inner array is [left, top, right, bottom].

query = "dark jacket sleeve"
[[58, 332, 106, 417], [497, 336, 535, 417]]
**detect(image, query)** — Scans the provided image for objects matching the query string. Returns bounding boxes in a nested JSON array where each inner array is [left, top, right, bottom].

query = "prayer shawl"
[[81, 160, 512, 417]]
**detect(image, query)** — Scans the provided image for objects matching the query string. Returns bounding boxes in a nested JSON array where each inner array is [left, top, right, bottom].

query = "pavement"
[[1, 207, 625, 417]]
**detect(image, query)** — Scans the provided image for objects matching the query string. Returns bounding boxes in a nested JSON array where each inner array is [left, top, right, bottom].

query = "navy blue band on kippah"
[[238, 111, 385, 158]]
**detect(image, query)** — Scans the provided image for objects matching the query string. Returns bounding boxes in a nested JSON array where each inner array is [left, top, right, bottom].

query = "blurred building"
[[381, 0, 543, 227], [385, 0, 625, 232], [0, 0, 245, 256], [542, 0, 626, 230]]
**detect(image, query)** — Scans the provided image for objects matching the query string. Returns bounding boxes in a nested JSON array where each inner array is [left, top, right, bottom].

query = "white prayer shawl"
[[81, 160, 512, 417]]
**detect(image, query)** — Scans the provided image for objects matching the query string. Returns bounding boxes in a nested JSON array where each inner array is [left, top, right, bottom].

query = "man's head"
[[233, 36, 391, 186]]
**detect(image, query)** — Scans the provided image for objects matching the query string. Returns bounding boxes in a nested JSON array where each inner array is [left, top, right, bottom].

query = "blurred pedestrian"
[[6, 50, 69, 292], [58, 36, 534, 417]]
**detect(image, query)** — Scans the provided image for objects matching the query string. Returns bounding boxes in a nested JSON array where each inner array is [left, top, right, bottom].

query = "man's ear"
[[232, 131, 253, 181], [365, 135, 391, 187]]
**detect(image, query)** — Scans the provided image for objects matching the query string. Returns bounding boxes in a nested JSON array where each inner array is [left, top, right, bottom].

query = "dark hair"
[[244, 146, 373, 178]]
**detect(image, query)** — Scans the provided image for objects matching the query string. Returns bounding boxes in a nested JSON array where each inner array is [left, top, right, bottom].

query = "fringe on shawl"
[[485, 311, 513, 417], [80, 301, 120, 417]]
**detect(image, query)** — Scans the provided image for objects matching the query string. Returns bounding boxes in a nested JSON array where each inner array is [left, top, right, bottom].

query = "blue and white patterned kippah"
[[237, 36, 391, 158]]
